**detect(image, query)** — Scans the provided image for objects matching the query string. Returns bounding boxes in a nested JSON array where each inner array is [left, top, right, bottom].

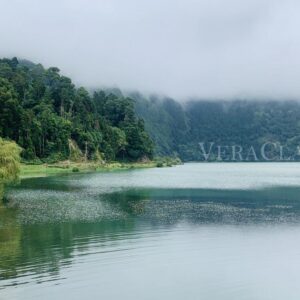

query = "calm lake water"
[[1, 163, 300, 299]]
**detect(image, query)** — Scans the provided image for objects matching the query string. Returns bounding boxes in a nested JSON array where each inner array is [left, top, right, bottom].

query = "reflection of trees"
[[0, 186, 152, 283], [4, 184, 300, 285], [0, 184, 3, 200], [0, 137, 22, 279], [0, 208, 139, 282], [0, 200, 21, 279]]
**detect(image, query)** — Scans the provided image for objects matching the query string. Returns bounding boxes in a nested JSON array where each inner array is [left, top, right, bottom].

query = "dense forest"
[[1, 57, 300, 163], [0, 58, 153, 163], [133, 94, 300, 161]]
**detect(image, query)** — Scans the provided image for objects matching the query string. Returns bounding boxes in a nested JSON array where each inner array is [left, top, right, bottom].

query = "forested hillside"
[[1, 57, 300, 163], [132, 92, 189, 156], [134, 95, 300, 161], [0, 58, 153, 162], [184, 101, 300, 161]]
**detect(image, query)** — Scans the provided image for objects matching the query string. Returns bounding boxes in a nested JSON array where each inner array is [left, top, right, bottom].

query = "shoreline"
[[20, 156, 182, 179], [19, 159, 298, 179], [20, 161, 157, 179]]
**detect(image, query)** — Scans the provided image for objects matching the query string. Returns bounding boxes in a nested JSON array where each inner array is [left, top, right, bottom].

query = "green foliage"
[[0, 138, 21, 184], [135, 95, 300, 161], [133, 93, 188, 157], [0, 58, 153, 163], [94, 91, 154, 161], [3, 57, 299, 163], [183, 101, 300, 161], [154, 156, 182, 167], [91, 149, 104, 162], [68, 139, 83, 162]]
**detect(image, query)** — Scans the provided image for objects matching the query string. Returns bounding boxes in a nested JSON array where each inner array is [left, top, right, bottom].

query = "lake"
[[1, 163, 300, 299]]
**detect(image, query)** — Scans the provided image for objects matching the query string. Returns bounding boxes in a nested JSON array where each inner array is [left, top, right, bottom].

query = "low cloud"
[[1, 0, 300, 100]]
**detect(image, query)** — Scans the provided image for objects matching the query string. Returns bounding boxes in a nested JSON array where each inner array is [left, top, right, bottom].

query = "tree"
[[0, 138, 21, 200], [0, 58, 154, 163], [0, 138, 21, 183], [0, 78, 22, 141]]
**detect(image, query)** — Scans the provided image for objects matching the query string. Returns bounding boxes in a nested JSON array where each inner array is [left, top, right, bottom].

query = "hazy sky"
[[1, 0, 300, 100]]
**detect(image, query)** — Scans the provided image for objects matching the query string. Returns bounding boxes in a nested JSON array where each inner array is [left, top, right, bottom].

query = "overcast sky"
[[1, 0, 300, 100]]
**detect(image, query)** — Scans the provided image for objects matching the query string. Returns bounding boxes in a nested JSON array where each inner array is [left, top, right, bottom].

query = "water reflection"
[[2, 184, 300, 284], [1, 164, 300, 299], [0, 202, 21, 280], [105, 187, 300, 224], [0, 218, 139, 283]]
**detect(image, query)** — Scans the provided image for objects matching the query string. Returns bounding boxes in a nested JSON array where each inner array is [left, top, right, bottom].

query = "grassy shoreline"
[[20, 161, 158, 179]]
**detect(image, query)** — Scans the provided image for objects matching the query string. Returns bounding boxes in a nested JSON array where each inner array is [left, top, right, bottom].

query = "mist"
[[1, 0, 300, 100]]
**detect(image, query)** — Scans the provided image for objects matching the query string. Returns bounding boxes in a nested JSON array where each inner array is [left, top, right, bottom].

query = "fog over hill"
[[127, 91, 300, 161], [1, 55, 300, 164]]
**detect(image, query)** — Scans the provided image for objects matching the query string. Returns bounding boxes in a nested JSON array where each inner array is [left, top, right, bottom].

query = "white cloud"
[[0, 0, 300, 100]]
